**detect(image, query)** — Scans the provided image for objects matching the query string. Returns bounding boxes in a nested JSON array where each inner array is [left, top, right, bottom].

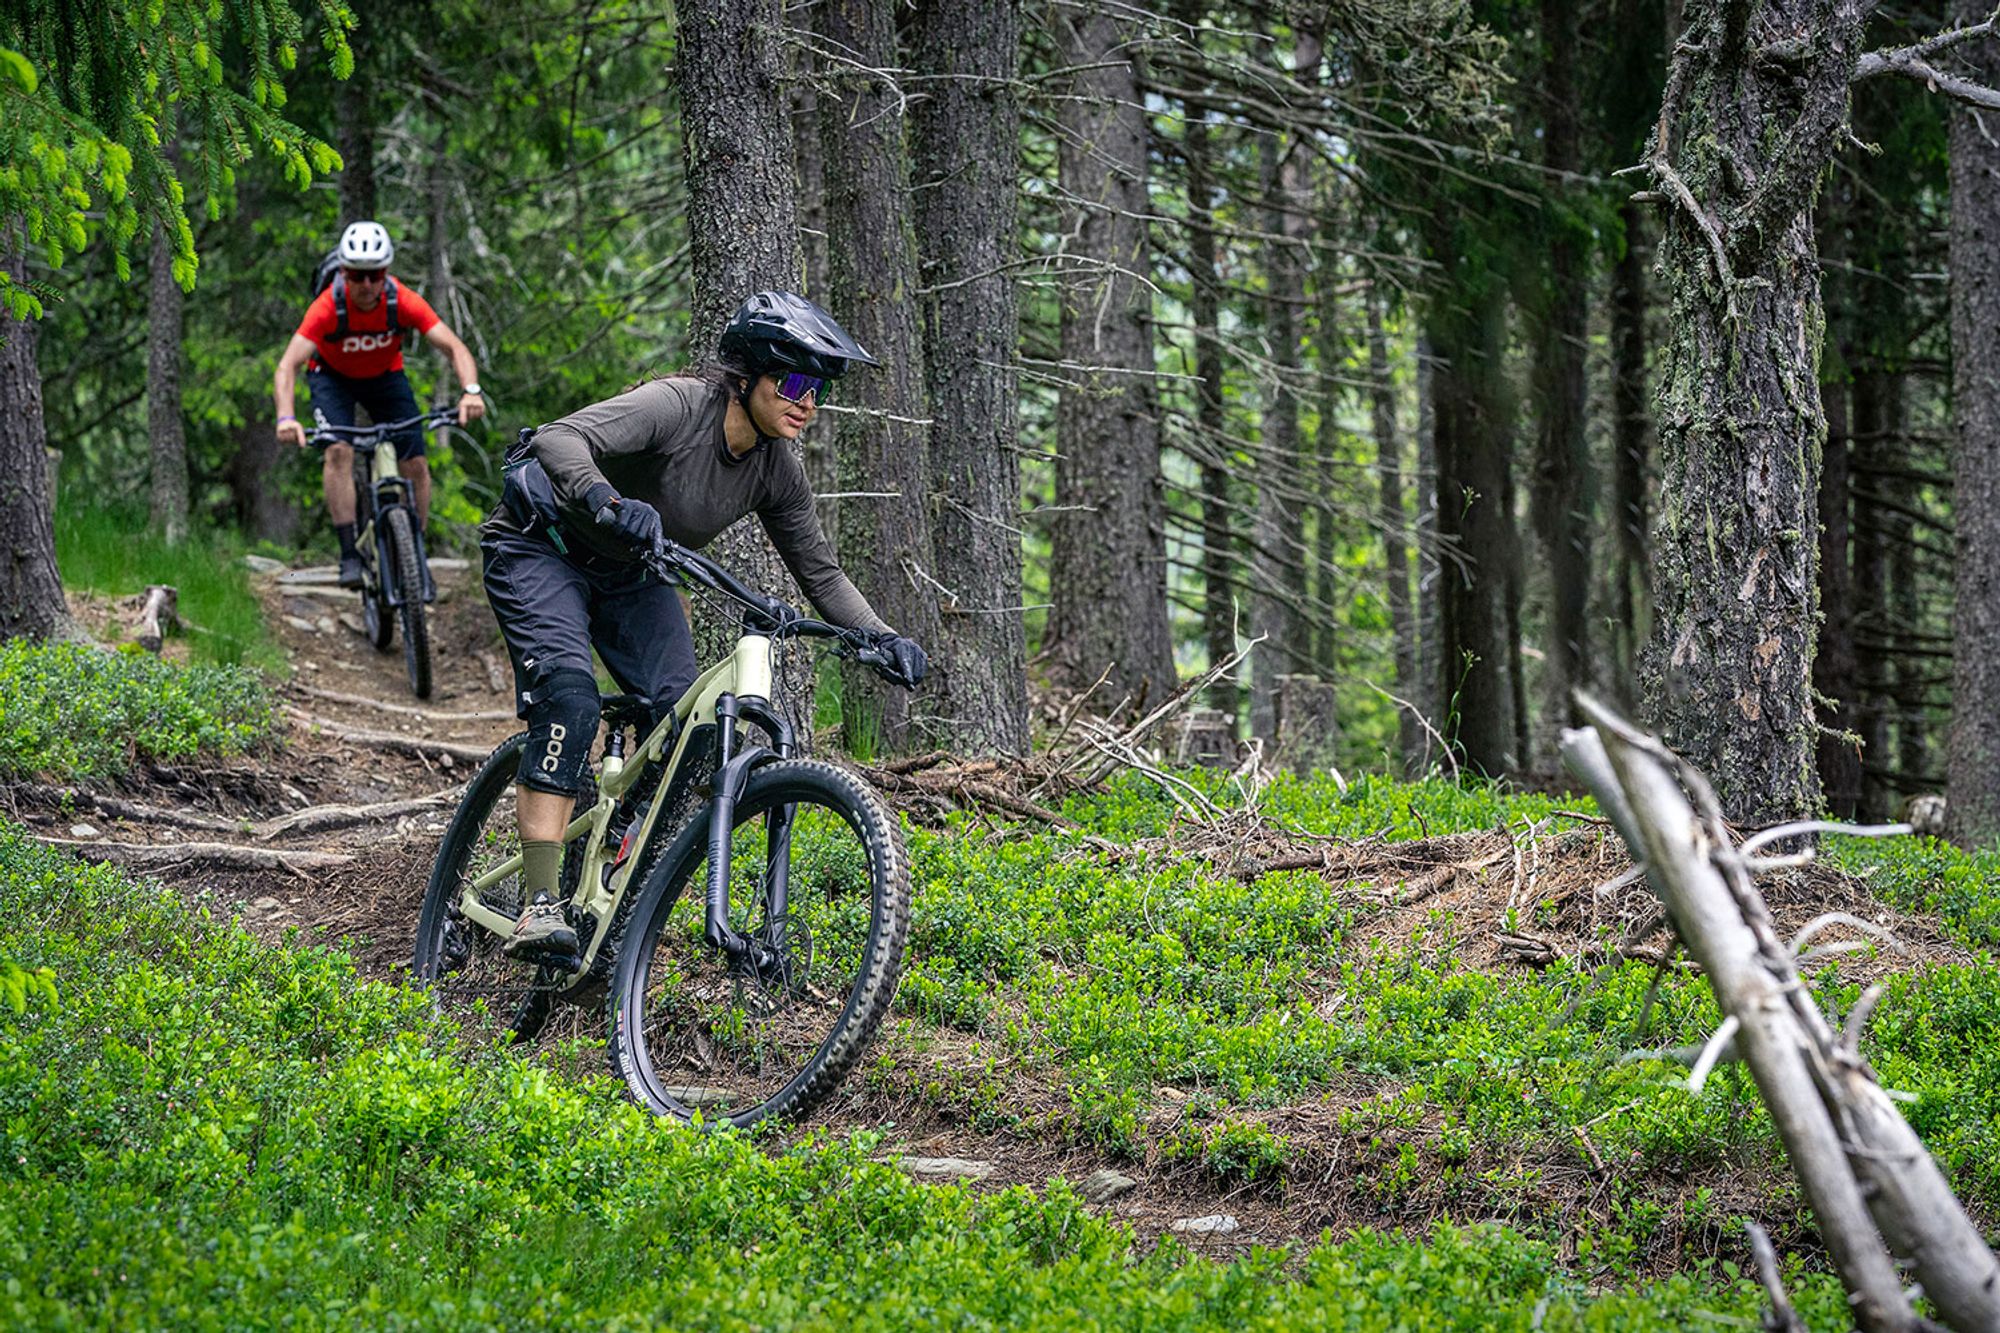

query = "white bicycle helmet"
[[337, 220, 394, 270]]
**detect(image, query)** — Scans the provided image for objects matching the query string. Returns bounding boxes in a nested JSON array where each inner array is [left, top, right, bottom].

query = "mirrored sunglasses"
[[342, 268, 387, 284], [773, 372, 828, 405]]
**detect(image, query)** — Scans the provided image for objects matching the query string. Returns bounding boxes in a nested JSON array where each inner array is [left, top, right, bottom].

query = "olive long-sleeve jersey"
[[502, 375, 891, 635]]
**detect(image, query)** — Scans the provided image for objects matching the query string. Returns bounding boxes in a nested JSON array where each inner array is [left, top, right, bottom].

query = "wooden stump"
[[132, 584, 178, 654], [1171, 708, 1236, 768], [1275, 674, 1339, 777]]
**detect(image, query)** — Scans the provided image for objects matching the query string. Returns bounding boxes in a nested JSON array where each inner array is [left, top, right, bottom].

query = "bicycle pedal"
[[508, 941, 583, 971]]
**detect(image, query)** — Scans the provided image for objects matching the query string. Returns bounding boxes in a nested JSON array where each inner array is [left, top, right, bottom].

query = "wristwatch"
[[463, 383, 482, 396]]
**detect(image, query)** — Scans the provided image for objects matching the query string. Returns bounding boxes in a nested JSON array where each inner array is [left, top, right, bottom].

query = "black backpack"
[[309, 247, 401, 341]]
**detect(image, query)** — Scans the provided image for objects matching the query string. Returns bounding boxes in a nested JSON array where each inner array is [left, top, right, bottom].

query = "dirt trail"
[[5, 564, 1984, 1262]]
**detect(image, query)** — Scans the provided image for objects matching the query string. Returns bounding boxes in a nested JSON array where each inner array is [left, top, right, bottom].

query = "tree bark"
[[1428, 265, 1519, 777], [424, 123, 458, 409], [908, 0, 1029, 756], [1415, 333, 1441, 744], [1610, 198, 1652, 687], [675, 0, 814, 740], [226, 419, 302, 545], [146, 218, 189, 543], [791, 75, 835, 501], [1529, 0, 1593, 736], [1639, 1, 1866, 822], [1183, 102, 1239, 732], [1249, 30, 1321, 743], [1370, 290, 1419, 770], [1815, 372, 1861, 818], [818, 0, 942, 755], [1045, 9, 1176, 711], [1947, 4, 2000, 845], [0, 240, 68, 641], [336, 75, 376, 225]]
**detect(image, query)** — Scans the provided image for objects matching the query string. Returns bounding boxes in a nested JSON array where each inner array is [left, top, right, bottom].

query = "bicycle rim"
[[615, 761, 908, 1128], [414, 736, 592, 1046]]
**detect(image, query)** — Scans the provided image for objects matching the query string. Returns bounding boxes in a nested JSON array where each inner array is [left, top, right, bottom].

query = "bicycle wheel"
[[608, 759, 910, 1129], [383, 506, 433, 698], [413, 735, 594, 1045]]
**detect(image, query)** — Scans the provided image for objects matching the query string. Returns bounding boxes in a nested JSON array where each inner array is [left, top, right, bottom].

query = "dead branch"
[[1562, 695, 2000, 1332], [33, 836, 355, 873], [284, 708, 493, 764], [6, 784, 458, 840], [289, 683, 516, 723]]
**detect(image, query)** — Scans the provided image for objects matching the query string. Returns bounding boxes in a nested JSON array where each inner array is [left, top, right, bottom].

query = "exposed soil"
[[3, 561, 1984, 1268]]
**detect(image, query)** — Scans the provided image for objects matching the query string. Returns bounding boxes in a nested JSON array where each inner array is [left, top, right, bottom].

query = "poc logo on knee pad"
[[541, 723, 568, 774]]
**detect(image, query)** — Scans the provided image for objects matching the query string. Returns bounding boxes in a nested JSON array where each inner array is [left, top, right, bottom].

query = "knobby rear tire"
[[413, 734, 593, 1046], [383, 505, 433, 698], [607, 759, 910, 1130]]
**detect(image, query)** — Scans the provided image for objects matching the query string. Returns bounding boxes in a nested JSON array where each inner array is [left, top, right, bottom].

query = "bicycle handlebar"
[[638, 545, 917, 690], [308, 407, 459, 446]]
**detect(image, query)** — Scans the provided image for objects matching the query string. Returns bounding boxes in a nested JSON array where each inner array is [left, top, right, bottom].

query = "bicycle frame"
[[316, 413, 447, 605], [455, 626, 797, 989]]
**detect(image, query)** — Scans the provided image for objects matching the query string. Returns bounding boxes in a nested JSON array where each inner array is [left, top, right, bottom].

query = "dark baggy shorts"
[[480, 520, 698, 719], [306, 367, 427, 461]]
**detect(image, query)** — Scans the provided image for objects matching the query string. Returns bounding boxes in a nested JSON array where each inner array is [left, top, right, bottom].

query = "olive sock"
[[335, 522, 359, 558], [521, 839, 564, 900]]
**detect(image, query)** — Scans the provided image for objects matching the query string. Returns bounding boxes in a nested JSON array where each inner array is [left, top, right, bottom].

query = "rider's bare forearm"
[[273, 361, 297, 422], [449, 343, 479, 394]]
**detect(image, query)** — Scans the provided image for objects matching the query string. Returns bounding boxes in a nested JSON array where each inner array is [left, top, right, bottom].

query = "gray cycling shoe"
[[504, 896, 578, 957]]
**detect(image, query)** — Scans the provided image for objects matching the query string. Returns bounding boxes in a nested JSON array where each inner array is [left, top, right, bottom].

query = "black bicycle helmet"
[[718, 291, 879, 379]]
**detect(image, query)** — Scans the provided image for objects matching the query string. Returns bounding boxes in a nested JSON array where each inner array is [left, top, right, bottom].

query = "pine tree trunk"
[[1851, 361, 1895, 820], [1415, 334, 1440, 745], [818, 0, 940, 755], [1610, 198, 1652, 686], [676, 0, 813, 738], [1529, 0, 1592, 734], [908, 0, 1028, 755], [1429, 266, 1519, 776], [791, 76, 835, 501], [1370, 290, 1419, 768], [147, 218, 189, 543], [336, 77, 376, 225], [0, 240, 68, 641], [1946, 4, 2000, 844], [1045, 9, 1176, 710], [1639, 0, 1865, 822], [1183, 103, 1239, 731], [1815, 375, 1861, 818], [226, 419, 301, 545], [1249, 31, 1321, 743], [424, 124, 457, 409]]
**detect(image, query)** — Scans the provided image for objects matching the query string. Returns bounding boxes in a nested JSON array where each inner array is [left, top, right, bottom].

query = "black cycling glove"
[[875, 632, 928, 687], [593, 496, 664, 558]]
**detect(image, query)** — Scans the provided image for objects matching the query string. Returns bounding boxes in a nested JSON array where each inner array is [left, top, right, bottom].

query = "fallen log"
[[9, 784, 459, 840], [1562, 695, 2000, 1332], [289, 682, 515, 723], [284, 708, 492, 764], [33, 836, 354, 873]]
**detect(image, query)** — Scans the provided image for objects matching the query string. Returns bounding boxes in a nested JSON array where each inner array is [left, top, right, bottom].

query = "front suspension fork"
[[701, 694, 797, 966]]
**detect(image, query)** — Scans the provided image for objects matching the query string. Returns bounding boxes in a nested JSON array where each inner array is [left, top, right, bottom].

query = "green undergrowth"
[[0, 638, 275, 782], [0, 825, 1863, 1329], [888, 773, 2000, 1265], [54, 498, 283, 670]]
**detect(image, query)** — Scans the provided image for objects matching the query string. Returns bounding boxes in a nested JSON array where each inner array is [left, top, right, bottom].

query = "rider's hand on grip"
[[868, 632, 927, 690], [594, 496, 665, 559]]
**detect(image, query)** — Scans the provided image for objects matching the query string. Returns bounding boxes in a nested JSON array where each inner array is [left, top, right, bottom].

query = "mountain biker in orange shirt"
[[273, 221, 486, 588]]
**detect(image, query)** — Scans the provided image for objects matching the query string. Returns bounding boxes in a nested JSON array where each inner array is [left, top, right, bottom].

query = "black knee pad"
[[517, 667, 601, 795]]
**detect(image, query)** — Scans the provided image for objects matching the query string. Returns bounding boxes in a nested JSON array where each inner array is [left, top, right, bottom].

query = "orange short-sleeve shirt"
[[296, 277, 441, 378]]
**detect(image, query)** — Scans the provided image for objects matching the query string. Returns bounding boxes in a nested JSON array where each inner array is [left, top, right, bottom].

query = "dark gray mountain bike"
[[412, 541, 915, 1128], [309, 408, 453, 698]]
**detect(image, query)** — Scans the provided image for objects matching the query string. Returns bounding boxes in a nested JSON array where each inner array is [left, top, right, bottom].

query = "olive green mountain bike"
[[412, 542, 914, 1128]]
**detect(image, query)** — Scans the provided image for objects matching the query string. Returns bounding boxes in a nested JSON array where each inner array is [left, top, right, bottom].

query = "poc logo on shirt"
[[340, 332, 400, 354]]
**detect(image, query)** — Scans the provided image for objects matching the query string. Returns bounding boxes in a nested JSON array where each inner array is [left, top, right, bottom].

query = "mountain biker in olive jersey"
[[273, 220, 486, 588], [483, 290, 928, 956]]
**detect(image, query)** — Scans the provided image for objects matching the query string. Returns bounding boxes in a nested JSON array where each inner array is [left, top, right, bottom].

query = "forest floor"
[[4, 559, 1991, 1276]]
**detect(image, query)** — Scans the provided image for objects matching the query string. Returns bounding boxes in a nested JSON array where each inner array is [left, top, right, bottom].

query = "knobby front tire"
[[383, 506, 433, 699], [608, 759, 910, 1130]]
